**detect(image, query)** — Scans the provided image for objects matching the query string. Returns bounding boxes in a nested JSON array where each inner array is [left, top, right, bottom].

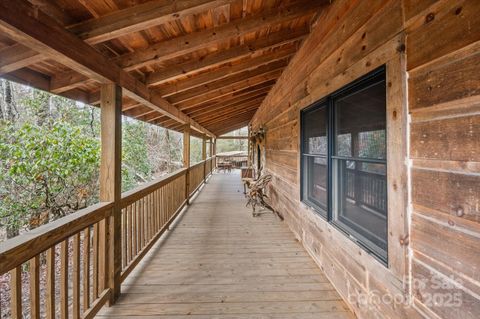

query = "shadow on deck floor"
[[99, 170, 355, 318]]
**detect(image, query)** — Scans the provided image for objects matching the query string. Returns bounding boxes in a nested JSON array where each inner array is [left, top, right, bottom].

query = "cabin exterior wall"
[[250, 0, 480, 318]]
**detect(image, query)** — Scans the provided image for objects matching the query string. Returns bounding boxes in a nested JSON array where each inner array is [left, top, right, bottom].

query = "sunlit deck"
[[98, 171, 354, 318]]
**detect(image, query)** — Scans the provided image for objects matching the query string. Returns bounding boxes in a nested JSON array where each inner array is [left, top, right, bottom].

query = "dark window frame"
[[300, 65, 388, 265]]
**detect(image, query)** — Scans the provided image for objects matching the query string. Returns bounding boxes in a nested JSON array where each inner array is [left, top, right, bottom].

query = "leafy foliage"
[[0, 121, 100, 235], [0, 80, 184, 240]]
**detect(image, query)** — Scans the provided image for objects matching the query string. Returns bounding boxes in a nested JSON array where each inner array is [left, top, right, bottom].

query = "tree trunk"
[[0, 80, 5, 121], [4, 80, 17, 122], [6, 224, 19, 239], [34, 90, 50, 126]]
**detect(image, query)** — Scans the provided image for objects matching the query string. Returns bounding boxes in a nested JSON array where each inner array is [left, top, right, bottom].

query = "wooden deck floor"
[[99, 171, 355, 318]]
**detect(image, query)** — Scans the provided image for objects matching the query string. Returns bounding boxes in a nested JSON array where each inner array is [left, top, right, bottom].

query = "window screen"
[[300, 66, 388, 264]]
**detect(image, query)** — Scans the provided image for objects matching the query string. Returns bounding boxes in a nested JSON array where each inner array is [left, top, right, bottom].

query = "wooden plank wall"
[[250, 0, 480, 318]]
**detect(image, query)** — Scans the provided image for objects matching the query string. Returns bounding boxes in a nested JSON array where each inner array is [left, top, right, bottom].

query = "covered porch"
[[0, 0, 479, 319], [99, 171, 353, 318]]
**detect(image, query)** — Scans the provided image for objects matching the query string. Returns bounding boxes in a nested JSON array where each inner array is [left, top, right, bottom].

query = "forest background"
[[0, 79, 246, 241]]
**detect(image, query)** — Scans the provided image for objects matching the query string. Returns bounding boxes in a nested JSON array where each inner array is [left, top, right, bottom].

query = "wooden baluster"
[[161, 186, 165, 225], [10, 266, 22, 319], [83, 227, 91, 312], [128, 205, 133, 263], [73, 233, 80, 319], [29, 255, 40, 319], [46, 248, 55, 319], [147, 194, 152, 241], [92, 223, 99, 299], [154, 190, 159, 233], [143, 198, 147, 246], [133, 201, 137, 257], [98, 216, 109, 294], [60, 240, 69, 318], [122, 208, 127, 269], [139, 198, 144, 250]]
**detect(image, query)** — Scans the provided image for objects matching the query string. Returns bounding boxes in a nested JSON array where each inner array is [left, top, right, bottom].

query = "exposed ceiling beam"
[[156, 47, 295, 97], [0, 0, 214, 137], [206, 111, 255, 128], [47, 2, 318, 93], [214, 120, 252, 136], [206, 113, 255, 134], [186, 90, 269, 118], [0, 44, 45, 73], [123, 106, 156, 118], [68, 0, 238, 45], [146, 28, 307, 87], [0, 0, 238, 74], [198, 101, 261, 126], [169, 67, 284, 105], [178, 80, 275, 111], [114, 1, 323, 71], [189, 93, 267, 119]]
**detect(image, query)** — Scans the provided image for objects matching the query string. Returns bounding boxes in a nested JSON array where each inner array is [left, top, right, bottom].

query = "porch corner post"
[[99, 83, 122, 304], [183, 124, 191, 204], [209, 137, 213, 157], [213, 138, 217, 168], [202, 135, 207, 182]]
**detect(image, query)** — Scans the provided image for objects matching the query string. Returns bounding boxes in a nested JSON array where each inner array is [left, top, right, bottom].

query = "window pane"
[[334, 81, 386, 160], [304, 156, 328, 212], [303, 106, 327, 155], [332, 72, 387, 262], [332, 159, 387, 259]]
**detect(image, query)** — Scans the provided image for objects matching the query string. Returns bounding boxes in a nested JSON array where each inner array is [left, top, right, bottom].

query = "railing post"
[[183, 124, 191, 204], [100, 83, 122, 304], [212, 138, 217, 169], [202, 135, 207, 182]]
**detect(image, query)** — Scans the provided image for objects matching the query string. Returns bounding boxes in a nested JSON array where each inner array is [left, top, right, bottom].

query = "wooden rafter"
[[43, 1, 318, 93], [179, 81, 275, 111], [189, 94, 267, 119], [168, 62, 286, 105], [0, 0, 238, 75], [198, 101, 261, 126], [0, 0, 214, 137], [156, 46, 296, 97], [185, 93, 268, 116], [114, 1, 322, 71], [146, 28, 308, 87]]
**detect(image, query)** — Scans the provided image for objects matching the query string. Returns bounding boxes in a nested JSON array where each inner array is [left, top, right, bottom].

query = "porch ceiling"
[[0, 0, 328, 137]]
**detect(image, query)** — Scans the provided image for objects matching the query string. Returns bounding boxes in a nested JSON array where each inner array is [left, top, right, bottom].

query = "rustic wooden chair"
[[245, 173, 275, 217]]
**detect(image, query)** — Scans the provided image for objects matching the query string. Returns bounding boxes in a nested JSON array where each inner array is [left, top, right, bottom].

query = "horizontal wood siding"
[[251, 0, 480, 318], [407, 0, 480, 318]]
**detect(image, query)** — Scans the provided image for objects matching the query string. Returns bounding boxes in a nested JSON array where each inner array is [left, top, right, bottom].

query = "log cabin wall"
[[250, 0, 480, 318]]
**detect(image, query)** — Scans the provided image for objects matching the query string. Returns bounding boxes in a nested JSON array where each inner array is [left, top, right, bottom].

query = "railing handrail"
[[0, 201, 113, 274], [189, 158, 210, 170], [121, 168, 187, 207]]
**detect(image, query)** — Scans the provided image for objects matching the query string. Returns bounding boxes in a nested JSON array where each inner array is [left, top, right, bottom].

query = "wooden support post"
[[209, 138, 213, 158], [183, 125, 191, 203], [247, 126, 251, 167], [202, 136, 207, 181], [202, 135, 207, 160], [212, 138, 217, 168], [99, 83, 122, 304]]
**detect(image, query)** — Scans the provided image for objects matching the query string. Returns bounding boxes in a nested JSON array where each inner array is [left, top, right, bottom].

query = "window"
[[300, 66, 388, 264]]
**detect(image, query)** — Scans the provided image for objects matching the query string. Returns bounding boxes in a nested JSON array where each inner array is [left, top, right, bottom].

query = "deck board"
[[98, 171, 355, 318]]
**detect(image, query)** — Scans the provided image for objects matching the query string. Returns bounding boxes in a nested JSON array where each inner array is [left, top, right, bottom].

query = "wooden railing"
[[216, 155, 248, 169], [189, 161, 206, 196], [0, 159, 214, 318], [0, 202, 114, 319], [346, 168, 387, 216], [119, 168, 187, 282]]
